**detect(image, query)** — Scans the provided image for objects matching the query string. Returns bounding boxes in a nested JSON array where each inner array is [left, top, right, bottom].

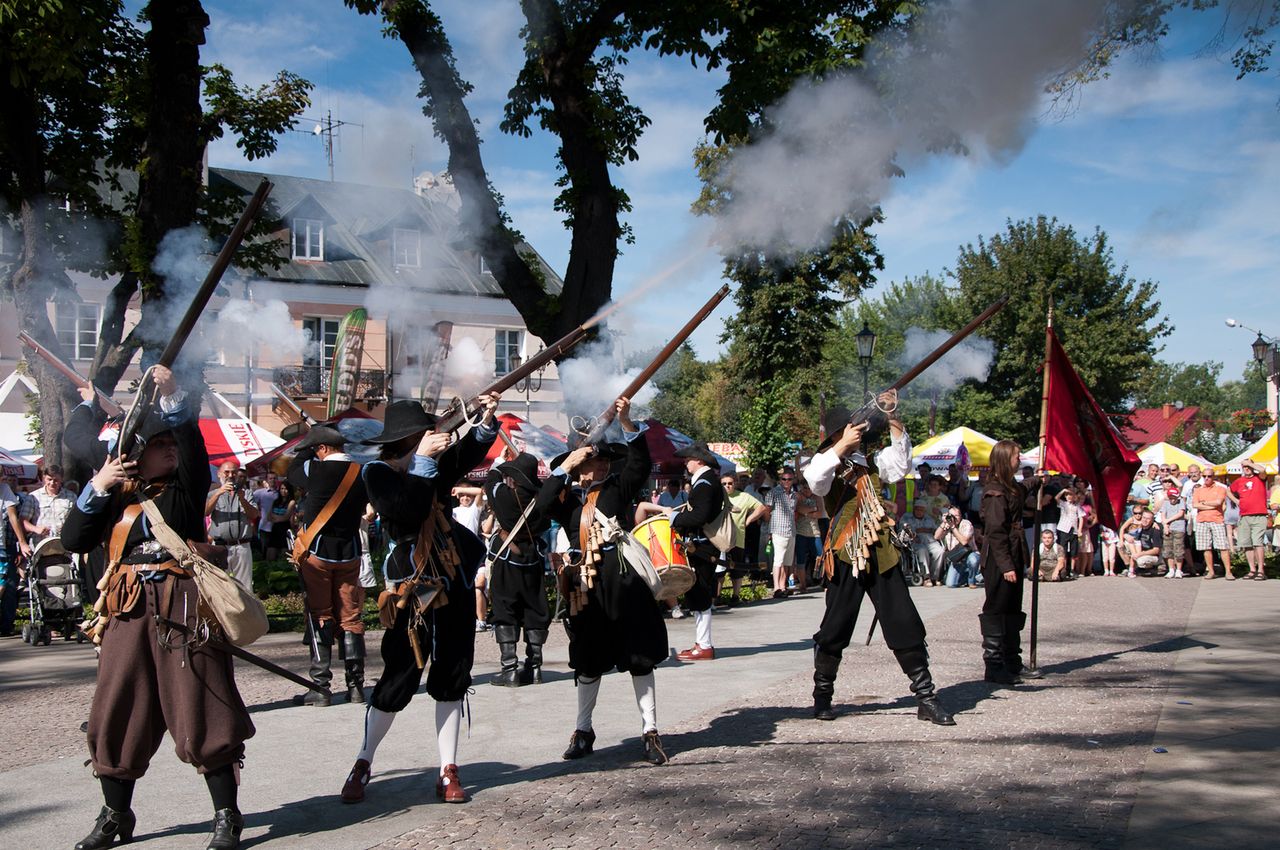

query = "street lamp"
[[513, 345, 546, 421], [1233, 323, 1280, 450], [855, 322, 877, 399]]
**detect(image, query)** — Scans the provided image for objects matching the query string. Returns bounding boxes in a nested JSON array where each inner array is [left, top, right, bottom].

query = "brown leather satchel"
[[290, 462, 361, 567]]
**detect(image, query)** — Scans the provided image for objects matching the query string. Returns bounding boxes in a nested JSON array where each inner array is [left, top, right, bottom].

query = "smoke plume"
[[713, 0, 1116, 253], [557, 337, 659, 425], [899, 327, 994, 390]]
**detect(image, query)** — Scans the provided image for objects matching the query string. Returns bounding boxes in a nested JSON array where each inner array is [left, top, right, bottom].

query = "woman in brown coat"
[[978, 440, 1044, 685]]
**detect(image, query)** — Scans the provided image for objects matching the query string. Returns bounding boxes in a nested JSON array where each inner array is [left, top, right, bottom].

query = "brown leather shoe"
[[435, 764, 469, 803], [676, 644, 716, 661], [341, 758, 371, 803]]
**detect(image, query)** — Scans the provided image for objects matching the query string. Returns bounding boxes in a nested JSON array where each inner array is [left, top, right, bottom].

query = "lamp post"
[[1227, 319, 1280, 444], [513, 345, 547, 421], [856, 322, 877, 400]]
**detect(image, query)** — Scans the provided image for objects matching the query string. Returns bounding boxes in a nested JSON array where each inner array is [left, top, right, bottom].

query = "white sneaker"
[[1174, 570, 1184, 578], [670, 606, 685, 619], [1165, 570, 1176, 579]]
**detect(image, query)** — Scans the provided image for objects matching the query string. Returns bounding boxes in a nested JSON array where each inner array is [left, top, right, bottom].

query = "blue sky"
[[200, 1, 1278, 382]]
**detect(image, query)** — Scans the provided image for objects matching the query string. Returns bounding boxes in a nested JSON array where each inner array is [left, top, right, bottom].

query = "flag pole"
[[1029, 299, 1053, 671]]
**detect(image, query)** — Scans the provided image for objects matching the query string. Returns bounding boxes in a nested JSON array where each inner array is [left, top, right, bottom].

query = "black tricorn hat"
[[361, 400, 439, 445], [296, 424, 347, 451], [674, 441, 719, 469], [496, 452, 541, 492], [549, 441, 627, 473]]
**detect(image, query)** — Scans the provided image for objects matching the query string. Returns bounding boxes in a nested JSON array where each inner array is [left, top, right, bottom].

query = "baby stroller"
[[21, 536, 86, 646], [892, 521, 928, 587]]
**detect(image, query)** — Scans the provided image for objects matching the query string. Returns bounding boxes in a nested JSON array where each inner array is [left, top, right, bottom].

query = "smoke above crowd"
[[900, 327, 995, 390], [712, 0, 1116, 254], [557, 337, 658, 429]]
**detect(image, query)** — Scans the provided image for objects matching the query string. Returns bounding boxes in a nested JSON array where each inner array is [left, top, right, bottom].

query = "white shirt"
[[805, 429, 913, 498], [452, 504, 482, 536]]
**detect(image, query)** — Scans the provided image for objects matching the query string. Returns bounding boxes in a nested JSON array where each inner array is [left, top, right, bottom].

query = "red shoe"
[[435, 764, 469, 803], [676, 644, 716, 661], [341, 758, 371, 803]]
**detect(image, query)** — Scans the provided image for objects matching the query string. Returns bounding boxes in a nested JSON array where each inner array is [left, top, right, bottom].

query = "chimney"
[[1162, 403, 1174, 419]]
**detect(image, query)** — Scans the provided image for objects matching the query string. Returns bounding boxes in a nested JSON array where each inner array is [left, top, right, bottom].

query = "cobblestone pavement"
[[373, 578, 1202, 850]]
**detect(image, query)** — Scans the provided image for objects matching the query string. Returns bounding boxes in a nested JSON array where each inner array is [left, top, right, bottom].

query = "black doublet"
[[485, 468, 551, 631], [669, 468, 725, 612], [287, 452, 368, 561]]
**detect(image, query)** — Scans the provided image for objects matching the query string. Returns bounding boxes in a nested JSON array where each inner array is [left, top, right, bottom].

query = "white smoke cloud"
[[148, 225, 215, 351], [210, 298, 308, 362], [900, 327, 994, 390], [714, 0, 1116, 253], [558, 337, 659, 425], [444, 336, 488, 397]]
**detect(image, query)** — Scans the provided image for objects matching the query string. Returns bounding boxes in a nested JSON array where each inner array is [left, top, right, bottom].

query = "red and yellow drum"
[[632, 516, 696, 599]]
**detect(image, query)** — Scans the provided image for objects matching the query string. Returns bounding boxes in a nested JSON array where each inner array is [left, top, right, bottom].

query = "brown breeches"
[[298, 555, 365, 634], [88, 573, 255, 780]]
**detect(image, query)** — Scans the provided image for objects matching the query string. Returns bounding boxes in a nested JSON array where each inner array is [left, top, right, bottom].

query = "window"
[[393, 228, 420, 268], [495, 329, 522, 376], [302, 317, 341, 369], [292, 218, 324, 260], [55, 303, 101, 360], [478, 254, 492, 276]]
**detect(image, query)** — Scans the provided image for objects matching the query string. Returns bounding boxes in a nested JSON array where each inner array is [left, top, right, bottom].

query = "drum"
[[632, 516, 696, 599]]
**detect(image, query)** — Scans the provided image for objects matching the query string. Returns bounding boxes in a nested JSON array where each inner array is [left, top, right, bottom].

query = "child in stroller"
[[21, 536, 85, 645]]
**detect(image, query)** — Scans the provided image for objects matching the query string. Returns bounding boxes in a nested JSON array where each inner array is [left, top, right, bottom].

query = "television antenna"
[[298, 110, 363, 181]]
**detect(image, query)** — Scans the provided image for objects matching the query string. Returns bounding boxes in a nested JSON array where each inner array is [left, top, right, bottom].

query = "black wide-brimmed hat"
[[549, 441, 627, 473], [818, 407, 854, 452], [674, 441, 719, 469], [361, 400, 439, 445], [295, 424, 347, 451], [496, 452, 541, 492]]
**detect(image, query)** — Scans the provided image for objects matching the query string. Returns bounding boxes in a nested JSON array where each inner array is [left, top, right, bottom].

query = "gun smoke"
[[713, 0, 1121, 253], [557, 337, 658, 426], [900, 327, 994, 390]]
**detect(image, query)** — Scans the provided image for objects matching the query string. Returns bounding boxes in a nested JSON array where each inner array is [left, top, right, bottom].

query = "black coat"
[[484, 468, 548, 552], [981, 483, 1035, 576], [288, 451, 369, 561], [670, 468, 724, 539]]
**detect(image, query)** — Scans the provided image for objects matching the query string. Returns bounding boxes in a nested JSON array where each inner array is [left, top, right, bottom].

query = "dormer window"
[[292, 218, 324, 260], [393, 227, 420, 268], [479, 254, 492, 276]]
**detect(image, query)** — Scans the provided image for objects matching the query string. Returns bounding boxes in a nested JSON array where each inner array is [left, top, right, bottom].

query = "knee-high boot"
[[812, 648, 841, 721], [492, 624, 522, 687], [1003, 612, 1043, 679], [295, 619, 334, 706], [521, 628, 547, 684], [340, 631, 367, 702], [979, 613, 1019, 685], [893, 644, 956, 726]]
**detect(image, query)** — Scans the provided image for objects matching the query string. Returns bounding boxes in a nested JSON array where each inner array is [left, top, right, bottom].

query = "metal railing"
[[271, 365, 386, 400]]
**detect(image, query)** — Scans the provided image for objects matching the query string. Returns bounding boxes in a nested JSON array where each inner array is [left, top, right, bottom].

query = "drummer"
[[665, 443, 726, 661], [536, 398, 671, 765]]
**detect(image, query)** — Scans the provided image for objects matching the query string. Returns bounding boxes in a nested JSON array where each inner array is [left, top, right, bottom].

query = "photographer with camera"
[[935, 506, 981, 588], [206, 460, 260, 592]]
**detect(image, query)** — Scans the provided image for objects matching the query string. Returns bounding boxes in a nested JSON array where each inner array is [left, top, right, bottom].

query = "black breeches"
[[813, 561, 926, 655], [488, 557, 550, 631], [682, 543, 719, 613], [981, 567, 1024, 615], [370, 595, 475, 712]]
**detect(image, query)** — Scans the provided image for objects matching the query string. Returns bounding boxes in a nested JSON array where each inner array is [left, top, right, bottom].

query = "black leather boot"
[[340, 631, 367, 703], [520, 628, 547, 684], [812, 648, 840, 721], [294, 620, 334, 706], [206, 808, 243, 850], [980, 613, 1019, 685], [1004, 613, 1043, 679], [894, 644, 956, 726], [75, 805, 136, 849], [492, 625, 522, 687]]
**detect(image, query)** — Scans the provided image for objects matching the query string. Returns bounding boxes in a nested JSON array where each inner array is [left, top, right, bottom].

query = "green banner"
[[327, 308, 367, 418]]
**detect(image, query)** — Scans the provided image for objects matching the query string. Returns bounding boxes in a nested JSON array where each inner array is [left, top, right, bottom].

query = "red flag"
[[1043, 328, 1141, 530]]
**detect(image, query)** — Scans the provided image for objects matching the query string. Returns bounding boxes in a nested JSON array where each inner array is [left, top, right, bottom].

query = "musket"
[[17, 330, 124, 417], [116, 179, 274, 459], [270, 382, 316, 442], [433, 322, 590, 435], [154, 615, 327, 694], [577, 283, 731, 446], [845, 295, 1010, 445]]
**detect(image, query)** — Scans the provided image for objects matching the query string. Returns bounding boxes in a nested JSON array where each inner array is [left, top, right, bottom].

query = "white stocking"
[[694, 609, 713, 648], [435, 700, 462, 774], [576, 676, 601, 732], [356, 706, 395, 764], [631, 672, 657, 734]]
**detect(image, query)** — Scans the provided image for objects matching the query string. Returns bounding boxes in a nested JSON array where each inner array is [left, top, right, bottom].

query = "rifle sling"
[[292, 462, 361, 564]]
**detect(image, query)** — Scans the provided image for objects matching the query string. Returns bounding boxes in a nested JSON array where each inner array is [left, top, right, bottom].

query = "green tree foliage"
[[1133, 361, 1227, 417], [943, 216, 1170, 445], [740, 380, 793, 474]]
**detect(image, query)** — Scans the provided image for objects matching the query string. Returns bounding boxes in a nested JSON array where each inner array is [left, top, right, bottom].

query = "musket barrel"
[[889, 294, 1009, 391], [18, 330, 124, 417]]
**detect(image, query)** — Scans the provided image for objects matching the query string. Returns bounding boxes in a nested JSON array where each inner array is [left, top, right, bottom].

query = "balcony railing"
[[272, 365, 387, 401]]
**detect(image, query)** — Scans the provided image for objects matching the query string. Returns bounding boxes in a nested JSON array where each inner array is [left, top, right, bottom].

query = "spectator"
[[251, 473, 280, 555], [1119, 510, 1163, 578], [1192, 471, 1233, 579], [944, 464, 969, 508], [743, 468, 771, 567], [1180, 464, 1206, 575], [793, 481, 823, 593], [451, 487, 484, 535], [1076, 490, 1096, 577], [908, 501, 944, 586], [1019, 465, 1035, 483], [719, 472, 768, 605], [1157, 486, 1187, 579], [1037, 528, 1066, 582], [1127, 464, 1156, 519], [966, 469, 987, 526], [916, 476, 951, 525], [26, 464, 75, 544], [1099, 524, 1119, 576], [1055, 488, 1080, 572], [1, 475, 26, 636], [916, 462, 934, 487], [1223, 486, 1241, 559], [205, 461, 260, 591], [763, 468, 799, 597], [1230, 460, 1270, 580], [938, 506, 980, 587], [656, 477, 688, 510], [264, 480, 295, 562]]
